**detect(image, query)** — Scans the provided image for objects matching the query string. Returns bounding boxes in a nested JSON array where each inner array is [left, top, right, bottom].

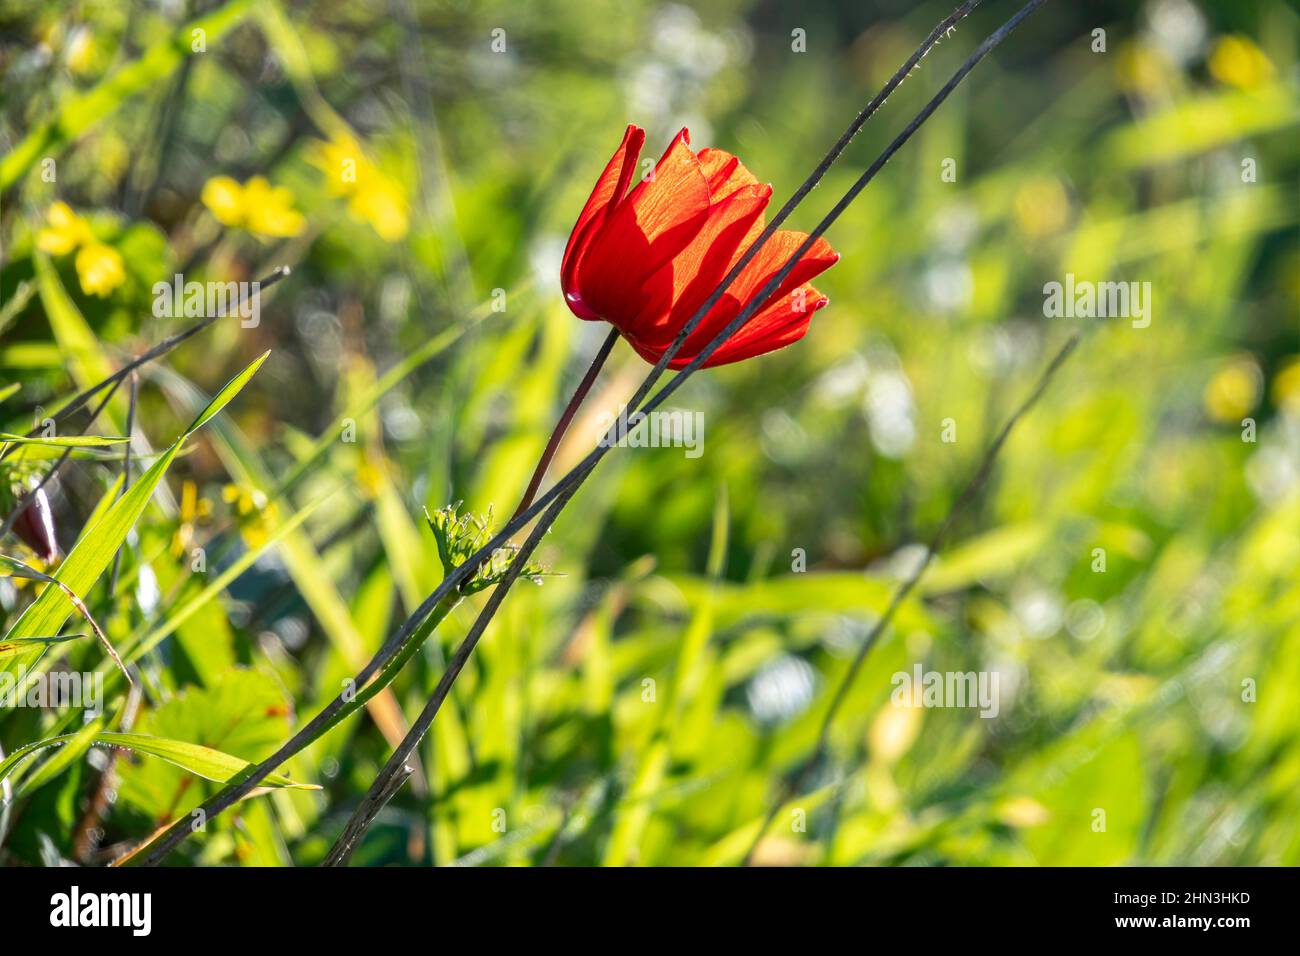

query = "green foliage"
[[1, 0, 1297, 867]]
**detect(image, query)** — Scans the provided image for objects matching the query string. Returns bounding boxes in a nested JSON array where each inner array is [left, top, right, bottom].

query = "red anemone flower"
[[561, 125, 838, 369]]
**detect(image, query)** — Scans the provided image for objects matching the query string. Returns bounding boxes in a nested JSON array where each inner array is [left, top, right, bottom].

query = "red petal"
[[627, 181, 772, 349], [677, 229, 838, 360], [696, 148, 761, 202], [574, 129, 711, 332], [561, 125, 645, 321], [701, 284, 830, 367]]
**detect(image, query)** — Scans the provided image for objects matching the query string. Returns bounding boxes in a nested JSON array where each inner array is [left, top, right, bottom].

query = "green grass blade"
[[0, 732, 316, 793], [0, 434, 129, 448], [0, 634, 86, 657], [13, 715, 106, 797], [186, 350, 271, 433], [123, 494, 327, 665]]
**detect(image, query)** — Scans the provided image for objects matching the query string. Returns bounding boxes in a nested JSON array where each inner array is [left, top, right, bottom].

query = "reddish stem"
[[511, 328, 620, 522]]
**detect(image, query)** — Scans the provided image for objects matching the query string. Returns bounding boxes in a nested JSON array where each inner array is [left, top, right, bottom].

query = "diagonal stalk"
[[322, 487, 572, 866], [107, 371, 139, 598], [325, 333, 619, 862], [511, 327, 619, 522]]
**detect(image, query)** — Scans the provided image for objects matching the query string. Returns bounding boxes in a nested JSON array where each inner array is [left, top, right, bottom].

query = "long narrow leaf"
[[0, 434, 129, 448], [0, 732, 316, 794]]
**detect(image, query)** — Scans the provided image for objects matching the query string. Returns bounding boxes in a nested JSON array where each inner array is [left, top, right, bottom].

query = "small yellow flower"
[[74, 242, 125, 297], [348, 177, 409, 242], [1208, 35, 1275, 89], [312, 137, 361, 198], [201, 176, 246, 228], [36, 201, 93, 256], [223, 483, 262, 514], [172, 479, 214, 558], [65, 26, 96, 76], [37, 201, 125, 297], [200, 174, 305, 238], [1203, 354, 1262, 423], [309, 136, 409, 241], [242, 176, 308, 238], [222, 483, 277, 548], [1273, 357, 1300, 414]]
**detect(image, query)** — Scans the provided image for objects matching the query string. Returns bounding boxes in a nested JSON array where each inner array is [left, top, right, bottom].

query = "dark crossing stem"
[[511, 327, 619, 522]]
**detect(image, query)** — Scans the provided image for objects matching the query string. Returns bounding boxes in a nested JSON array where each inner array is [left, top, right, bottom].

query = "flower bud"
[[12, 486, 59, 563]]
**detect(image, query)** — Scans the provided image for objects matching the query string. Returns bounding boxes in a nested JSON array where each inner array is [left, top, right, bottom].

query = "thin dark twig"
[[512, 327, 619, 521], [322, 487, 574, 866], [134, 0, 1045, 865], [740, 332, 1081, 865], [14, 266, 291, 440], [321, 762, 414, 867], [108, 371, 139, 597]]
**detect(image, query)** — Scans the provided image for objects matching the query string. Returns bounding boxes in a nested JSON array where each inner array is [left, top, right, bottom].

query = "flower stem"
[[511, 327, 619, 522]]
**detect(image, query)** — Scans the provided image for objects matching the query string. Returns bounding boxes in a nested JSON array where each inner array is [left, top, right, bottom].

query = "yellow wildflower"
[[36, 201, 126, 297], [1273, 358, 1300, 414], [242, 177, 308, 237], [74, 243, 125, 298], [222, 483, 277, 549], [309, 136, 409, 241], [1208, 35, 1275, 89], [312, 137, 361, 198], [200, 174, 306, 239], [200, 176, 246, 227], [171, 479, 214, 558], [348, 177, 409, 243], [1203, 355, 1262, 423], [36, 201, 93, 256]]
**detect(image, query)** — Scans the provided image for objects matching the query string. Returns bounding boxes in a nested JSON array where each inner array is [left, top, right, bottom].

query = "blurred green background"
[[1, 0, 1298, 866]]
